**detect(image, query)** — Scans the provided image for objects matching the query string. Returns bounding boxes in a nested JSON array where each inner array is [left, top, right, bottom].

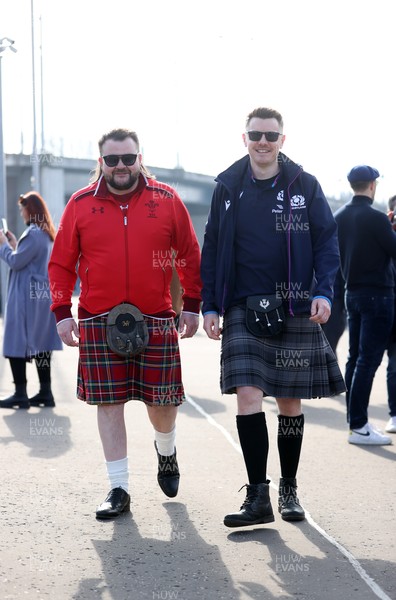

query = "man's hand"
[[57, 319, 80, 347], [178, 312, 199, 338], [203, 313, 222, 340], [310, 298, 331, 324]]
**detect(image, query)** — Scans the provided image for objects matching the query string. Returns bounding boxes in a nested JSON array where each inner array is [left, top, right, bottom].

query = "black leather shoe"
[[29, 392, 55, 408], [96, 487, 131, 519], [155, 441, 180, 498], [0, 394, 29, 409], [278, 477, 305, 521], [224, 482, 275, 528]]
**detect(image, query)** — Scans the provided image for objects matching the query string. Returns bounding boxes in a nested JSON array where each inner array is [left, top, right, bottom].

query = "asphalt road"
[[0, 317, 395, 600]]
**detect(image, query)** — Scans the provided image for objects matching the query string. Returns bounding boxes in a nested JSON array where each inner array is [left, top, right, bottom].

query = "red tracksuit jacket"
[[49, 174, 202, 322]]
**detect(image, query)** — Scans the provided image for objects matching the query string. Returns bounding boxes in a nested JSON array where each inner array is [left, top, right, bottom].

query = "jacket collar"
[[215, 152, 303, 192], [351, 194, 374, 206]]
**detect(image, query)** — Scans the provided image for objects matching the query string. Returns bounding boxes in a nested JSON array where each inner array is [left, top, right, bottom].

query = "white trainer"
[[385, 416, 396, 433], [348, 422, 392, 445]]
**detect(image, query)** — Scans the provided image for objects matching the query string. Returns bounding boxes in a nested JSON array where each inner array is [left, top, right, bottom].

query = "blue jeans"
[[387, 341, 396, 417], [345, 291, 394, 429]]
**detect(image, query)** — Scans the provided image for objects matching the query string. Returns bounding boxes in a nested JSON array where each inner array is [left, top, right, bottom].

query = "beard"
[[104, 170, 139, 191]]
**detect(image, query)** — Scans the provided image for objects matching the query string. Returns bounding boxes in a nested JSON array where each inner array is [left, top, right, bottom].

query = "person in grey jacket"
[[0, 191, 62, 409]]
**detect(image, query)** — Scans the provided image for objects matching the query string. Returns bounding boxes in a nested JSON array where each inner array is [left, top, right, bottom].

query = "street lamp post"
[[30, 0, 40, 191], [0, 37, 17, 316]]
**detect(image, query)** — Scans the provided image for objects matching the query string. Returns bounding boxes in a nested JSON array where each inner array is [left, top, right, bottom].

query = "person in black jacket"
[[334, 166, 396, 445], [201, 107, 345, 529], [321, 268, 347, 358], [385, 194, 396, 434]]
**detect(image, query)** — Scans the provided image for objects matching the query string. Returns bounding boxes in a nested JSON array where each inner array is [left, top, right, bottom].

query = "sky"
[[1, 0, 396, 202]]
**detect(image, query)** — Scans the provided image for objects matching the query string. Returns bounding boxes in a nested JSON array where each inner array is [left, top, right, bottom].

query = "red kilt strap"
[[77, 316, 185, 406]]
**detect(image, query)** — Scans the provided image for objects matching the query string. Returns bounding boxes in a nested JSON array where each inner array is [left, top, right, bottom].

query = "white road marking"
[[186, 393, 392, 600]]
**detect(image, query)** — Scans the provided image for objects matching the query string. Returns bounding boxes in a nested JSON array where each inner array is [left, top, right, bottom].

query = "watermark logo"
[[155, 386, 183, 405], [152, 321, 174, 337], [278, 416, 304, 437], [275, 213, 309, 232], [30, 279, 52, 300], [152, 250, 186, 269], [152, 591, 180, 600], [29, 555, 72, 574], [30, 417, 63, 436], [152, 520, 186, 542], [30, 153, 63, 166], [275, 553, 309, 573], [275, 349, 309, 369], [275, 281, 310, 302]]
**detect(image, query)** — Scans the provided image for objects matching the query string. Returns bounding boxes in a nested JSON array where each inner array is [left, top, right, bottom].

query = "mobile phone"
[[1, 218, 8, 234]]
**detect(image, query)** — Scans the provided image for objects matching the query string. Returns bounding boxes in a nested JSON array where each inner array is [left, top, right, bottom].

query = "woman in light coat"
[[0, 192, 62, 408]]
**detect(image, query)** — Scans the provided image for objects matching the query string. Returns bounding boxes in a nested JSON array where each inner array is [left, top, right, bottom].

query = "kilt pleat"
[[77, 316, 185, 406], [221, 306, 346, 399]]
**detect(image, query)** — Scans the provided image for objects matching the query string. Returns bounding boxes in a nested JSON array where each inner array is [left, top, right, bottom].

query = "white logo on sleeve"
[[225, 199, 231, 210]]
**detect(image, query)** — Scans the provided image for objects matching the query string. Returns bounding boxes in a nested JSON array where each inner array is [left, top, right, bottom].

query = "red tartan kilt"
[[77, 315, 185, 406]]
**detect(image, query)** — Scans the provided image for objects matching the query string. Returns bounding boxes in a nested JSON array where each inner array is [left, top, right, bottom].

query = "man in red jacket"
[[49, 128, 201, 519]]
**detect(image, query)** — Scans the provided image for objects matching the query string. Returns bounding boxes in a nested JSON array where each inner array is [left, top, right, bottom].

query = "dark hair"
[[246, 107, 284, 130], [388, 195, 396, 211], [18, 192, 56, 241], [350, 181, 372, 193], [90, 128, 154, 183], [98, 128, 140, 154]]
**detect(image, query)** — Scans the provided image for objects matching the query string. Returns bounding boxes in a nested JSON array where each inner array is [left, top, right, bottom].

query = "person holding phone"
[[0, 192, 62, 409]]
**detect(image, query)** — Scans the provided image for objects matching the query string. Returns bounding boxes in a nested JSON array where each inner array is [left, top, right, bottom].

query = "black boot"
[[154, 441, 180, 498], [0, 384, 29, 409], [29, 383, 55, 407], [224, 482, 275, 528], [278, 477, 305, 521]]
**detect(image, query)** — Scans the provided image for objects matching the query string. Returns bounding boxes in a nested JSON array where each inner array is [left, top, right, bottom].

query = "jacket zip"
[[120, 204, 129, 299]]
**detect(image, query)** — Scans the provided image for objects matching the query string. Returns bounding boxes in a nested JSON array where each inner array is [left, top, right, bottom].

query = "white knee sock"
[[105, 456, 129, 492], [155, 427, 176, 456]]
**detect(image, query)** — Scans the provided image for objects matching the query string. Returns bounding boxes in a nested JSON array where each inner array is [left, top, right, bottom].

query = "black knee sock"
[[236, 412, 269, 484], [34, 352, 51, 384], [9, 357, 27, 385], [277, 414, 304, 479]]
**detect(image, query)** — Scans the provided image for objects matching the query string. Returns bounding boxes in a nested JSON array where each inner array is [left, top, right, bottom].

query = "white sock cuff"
[[105, 457, 129, 471], [105, 456, 129, 492], [154, 426, 176, 456]]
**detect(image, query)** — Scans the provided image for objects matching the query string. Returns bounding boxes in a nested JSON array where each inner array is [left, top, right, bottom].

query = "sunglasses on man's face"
[[246, 130, 283, 142], [102, 154, 138, 167]]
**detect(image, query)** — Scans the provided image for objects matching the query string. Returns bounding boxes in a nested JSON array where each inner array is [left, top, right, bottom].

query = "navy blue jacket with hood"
[[201, 152, 340, 316]]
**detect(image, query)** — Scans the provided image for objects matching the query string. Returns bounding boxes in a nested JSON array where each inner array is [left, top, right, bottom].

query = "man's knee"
[[237, 387, 263, 415]]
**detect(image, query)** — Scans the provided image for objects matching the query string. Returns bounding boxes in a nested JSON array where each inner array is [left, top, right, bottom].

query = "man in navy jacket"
[[335, 165, 396, 446], [201, 107, 345, 528]]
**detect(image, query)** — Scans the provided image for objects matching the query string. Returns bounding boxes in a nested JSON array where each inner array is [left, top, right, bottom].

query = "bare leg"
[[97, 404, 127, 461], [237, 385, 263, 415], [276, 397, 302, 416], [146, 404, 178, 432]]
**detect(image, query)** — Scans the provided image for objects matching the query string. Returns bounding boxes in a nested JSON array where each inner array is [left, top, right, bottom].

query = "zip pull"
[[120, 204, 128, 226]]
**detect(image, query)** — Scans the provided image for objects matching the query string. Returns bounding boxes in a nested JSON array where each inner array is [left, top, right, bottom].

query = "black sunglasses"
[[246, 130, 283, 142], [102, 154, 138, 167]]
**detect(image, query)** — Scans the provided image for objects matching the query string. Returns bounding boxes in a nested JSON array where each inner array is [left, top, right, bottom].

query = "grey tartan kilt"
[[220, 305, 346, 399]]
